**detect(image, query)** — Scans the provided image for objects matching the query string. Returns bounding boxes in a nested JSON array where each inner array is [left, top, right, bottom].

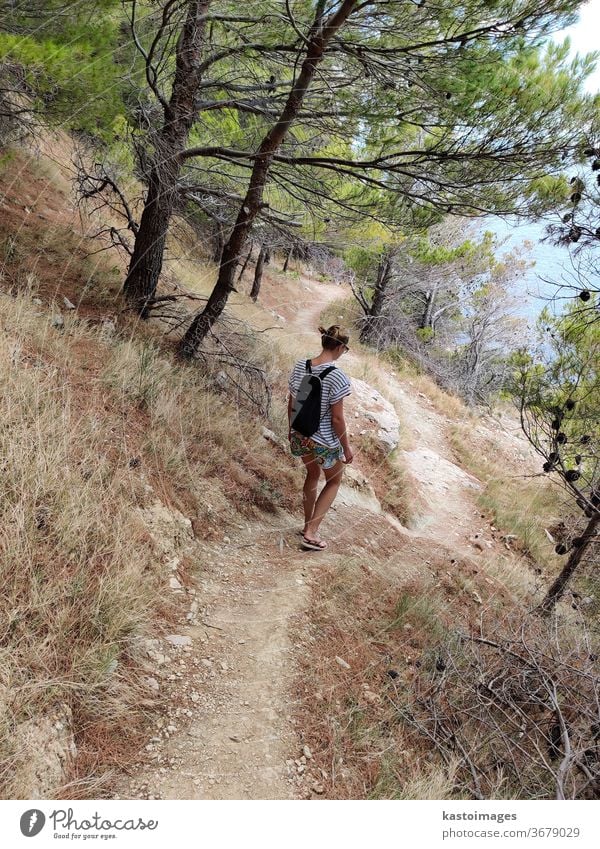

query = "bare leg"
[[304, 460, 344, 541], [301, 453, 321, 533]]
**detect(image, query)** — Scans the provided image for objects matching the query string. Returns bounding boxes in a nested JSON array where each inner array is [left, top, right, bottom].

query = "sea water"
[[478, 216, 577, 329]]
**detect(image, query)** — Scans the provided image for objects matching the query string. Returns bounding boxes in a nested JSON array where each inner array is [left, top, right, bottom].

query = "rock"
[[166, 634, 192, 647], [62, 296, 76, 310], [11, 704, 77, 798], [312, 782, 325, 794], [335, 656, 351, 669], [51, 314, 64, 329], [345, 377, 400, 454], [169, 576, 183, 591], [139, 501, 194, 560], [144, 677, 160, 692], [303, 745, 313, 760], [186, 600, 199, 622], [343, 465, 369, 489], [261, 427, 287, 450]]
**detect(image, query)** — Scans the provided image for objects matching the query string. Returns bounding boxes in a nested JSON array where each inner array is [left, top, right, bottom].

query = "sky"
[[555, 0, 600, 93], [481, 1, 600, 326]]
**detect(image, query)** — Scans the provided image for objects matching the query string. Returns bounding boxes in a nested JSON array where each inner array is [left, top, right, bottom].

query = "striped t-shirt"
[[288, 359, 352, 448]]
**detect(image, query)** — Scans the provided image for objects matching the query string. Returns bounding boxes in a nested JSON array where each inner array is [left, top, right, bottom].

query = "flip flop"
[[301, 536, 327, 551]]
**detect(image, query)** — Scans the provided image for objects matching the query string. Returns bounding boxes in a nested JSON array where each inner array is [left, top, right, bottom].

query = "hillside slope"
[[1, 145, 573, 801], [113, 274, 560, 800]]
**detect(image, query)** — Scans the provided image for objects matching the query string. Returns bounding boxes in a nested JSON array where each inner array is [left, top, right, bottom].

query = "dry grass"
[[99, 333, 301, 519], [355, 433, 416, 525], [4, 138, 595, 803], [294, 534, 599, 799], [0, 293, 165, 797], [319, 293, 364, 334], [292, 543, 483, 799], [0, 148, 307, 795], [449, 422, 565, 571], [0, 282, 303, 795], [381, 348, 470, 421]]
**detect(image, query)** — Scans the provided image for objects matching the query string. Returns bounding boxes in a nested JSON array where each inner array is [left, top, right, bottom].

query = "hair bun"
[[318, 324, 350, 350]]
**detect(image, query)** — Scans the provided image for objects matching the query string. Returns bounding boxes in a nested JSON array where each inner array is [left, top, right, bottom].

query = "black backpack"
[[290, 360, 336, 438]]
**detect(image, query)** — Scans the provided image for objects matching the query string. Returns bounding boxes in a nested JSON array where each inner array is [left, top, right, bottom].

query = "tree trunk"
[[212, 222, 224, 263], [283, 245, 293, 272], [237, 243, 253, 284], [419, 288, 436, 330], [360, 253, 392, 344], [122, 0, 211, 315], [180, 0, 357, 357], [539, 513, 600, 614], [250, 244, 267, 301]]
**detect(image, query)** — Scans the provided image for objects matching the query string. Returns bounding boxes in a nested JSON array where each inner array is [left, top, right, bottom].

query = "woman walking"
[[287, 325, 353, 551]]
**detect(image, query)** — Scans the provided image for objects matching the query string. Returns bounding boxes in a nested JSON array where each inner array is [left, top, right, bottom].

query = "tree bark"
[[237, 242, 253, 284], [250, 243, 267, 301], [212, 221, 224, 263], [282, 245, 293, 272], [180, 0, 357, 357], [539, 513, 600, 614], [123, 0, 211, 315], [360, 253, 392, 344], [419, 286, 437, 330]]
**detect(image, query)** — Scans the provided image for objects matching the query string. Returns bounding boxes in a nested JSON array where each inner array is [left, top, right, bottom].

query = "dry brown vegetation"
[[1, 143, 597, 802], [0, 150, 307, 795], [449, 421, 565, 572], [293, 533, 600, 800]]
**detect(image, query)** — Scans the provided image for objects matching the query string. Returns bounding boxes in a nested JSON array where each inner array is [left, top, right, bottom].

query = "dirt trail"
[[117, 276, 515, 800], [117, 495, 400, 800], [130, 522, 308, 800], [288, 278, 488, 552], [381, 377, 483, 550]]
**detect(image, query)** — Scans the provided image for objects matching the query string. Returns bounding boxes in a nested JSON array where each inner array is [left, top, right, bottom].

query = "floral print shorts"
[[289, 431, 344, 469]]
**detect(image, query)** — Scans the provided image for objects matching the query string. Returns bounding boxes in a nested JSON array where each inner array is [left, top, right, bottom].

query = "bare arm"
[[331, 398, 353, 463], [287, 393, 294, 438]]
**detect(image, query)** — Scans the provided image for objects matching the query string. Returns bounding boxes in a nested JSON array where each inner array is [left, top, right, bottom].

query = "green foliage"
[[0, 2, 125, 138], [510, 296, 599, 493], [410, 231, 495, 266], [416, 326, 434, 343]]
